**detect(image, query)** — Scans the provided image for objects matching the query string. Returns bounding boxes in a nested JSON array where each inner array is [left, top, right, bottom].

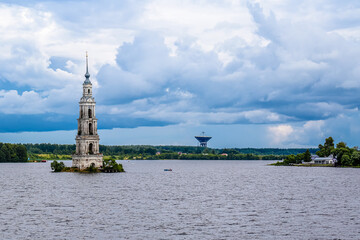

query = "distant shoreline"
[[2, 142, 321, 163], [27, 153, 284, 161], [28, 157, 280, 161], [269, 162, 360, 168]]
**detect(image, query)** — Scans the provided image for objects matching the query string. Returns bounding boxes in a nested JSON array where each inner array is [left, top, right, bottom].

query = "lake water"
[[0, 160, 359, 240]]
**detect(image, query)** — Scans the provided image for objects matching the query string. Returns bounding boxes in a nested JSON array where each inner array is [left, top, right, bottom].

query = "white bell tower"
[[72, 53, 103, 170]]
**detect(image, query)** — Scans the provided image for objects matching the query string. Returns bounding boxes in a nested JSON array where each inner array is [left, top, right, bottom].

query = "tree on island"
[[103, 158, 124, 172], [51, 160, 65, 172], [87, 163, 98, 173], [304, 149, 311, 162], [317, 137, 334, 157], [341, 154, 352, 166], [332, 142, 351, 166], [351, 151, 360, 166]]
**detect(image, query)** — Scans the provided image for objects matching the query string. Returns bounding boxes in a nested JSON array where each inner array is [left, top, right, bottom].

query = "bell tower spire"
[[84, 51, 91, 83]]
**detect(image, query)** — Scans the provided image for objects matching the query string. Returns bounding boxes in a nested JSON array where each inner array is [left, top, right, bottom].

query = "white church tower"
[[72, 53, 103, 170]]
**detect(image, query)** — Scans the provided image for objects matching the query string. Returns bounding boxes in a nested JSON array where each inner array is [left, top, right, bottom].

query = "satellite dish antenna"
[[195, 132, 212, 147]]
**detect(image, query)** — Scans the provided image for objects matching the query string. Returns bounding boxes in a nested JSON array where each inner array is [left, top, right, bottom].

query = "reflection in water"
[[0, 160, 359, 239]]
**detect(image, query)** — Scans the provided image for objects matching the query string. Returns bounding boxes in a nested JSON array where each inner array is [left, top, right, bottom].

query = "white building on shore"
[[311, 154, 336, 165]]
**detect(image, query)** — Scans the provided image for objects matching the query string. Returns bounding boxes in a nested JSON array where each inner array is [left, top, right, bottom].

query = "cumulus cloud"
[[1, 0, 360, 146], [0, 90, 47, 114], [267, 121, 326, 147], [96, 31, 262, 125], [268, 124, 294, 146]]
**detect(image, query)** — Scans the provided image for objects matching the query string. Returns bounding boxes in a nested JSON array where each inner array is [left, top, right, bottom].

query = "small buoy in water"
[[164, 169, 172, 171]]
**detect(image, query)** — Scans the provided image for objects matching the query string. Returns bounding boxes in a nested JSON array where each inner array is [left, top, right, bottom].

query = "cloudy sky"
[[1, 0, 360, 148]]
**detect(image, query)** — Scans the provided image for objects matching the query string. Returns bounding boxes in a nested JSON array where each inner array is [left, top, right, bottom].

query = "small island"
[[272, 137, 360, 168], [51, 158, 124, 173]]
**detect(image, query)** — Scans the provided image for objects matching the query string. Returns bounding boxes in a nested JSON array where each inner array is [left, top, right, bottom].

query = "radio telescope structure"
[[195, 132, 212, 147]]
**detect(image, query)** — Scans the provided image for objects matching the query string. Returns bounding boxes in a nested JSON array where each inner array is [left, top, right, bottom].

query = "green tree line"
[[147, 153, 285, 160], [276, 149, 312, 165], [23, 143, 317, 156], [0, 143, 28, 162]]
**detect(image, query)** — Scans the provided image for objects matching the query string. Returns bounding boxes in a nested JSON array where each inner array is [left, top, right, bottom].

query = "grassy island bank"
[[51, 158, 125, 173], [270, 162, 334, 167]]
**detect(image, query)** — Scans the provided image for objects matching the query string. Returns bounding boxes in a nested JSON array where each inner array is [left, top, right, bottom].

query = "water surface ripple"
[[0, 160, 359, 239]]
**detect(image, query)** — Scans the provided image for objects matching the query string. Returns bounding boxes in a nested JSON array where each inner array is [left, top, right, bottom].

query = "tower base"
[[72, 154, 103, 170]]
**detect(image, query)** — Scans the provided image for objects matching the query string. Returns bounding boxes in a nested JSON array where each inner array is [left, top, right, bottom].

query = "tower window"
[[89, 123, 93, 135], [88, 108, 92, 118], [89, 143, 93, 154], [88, 89, 90, 94]]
